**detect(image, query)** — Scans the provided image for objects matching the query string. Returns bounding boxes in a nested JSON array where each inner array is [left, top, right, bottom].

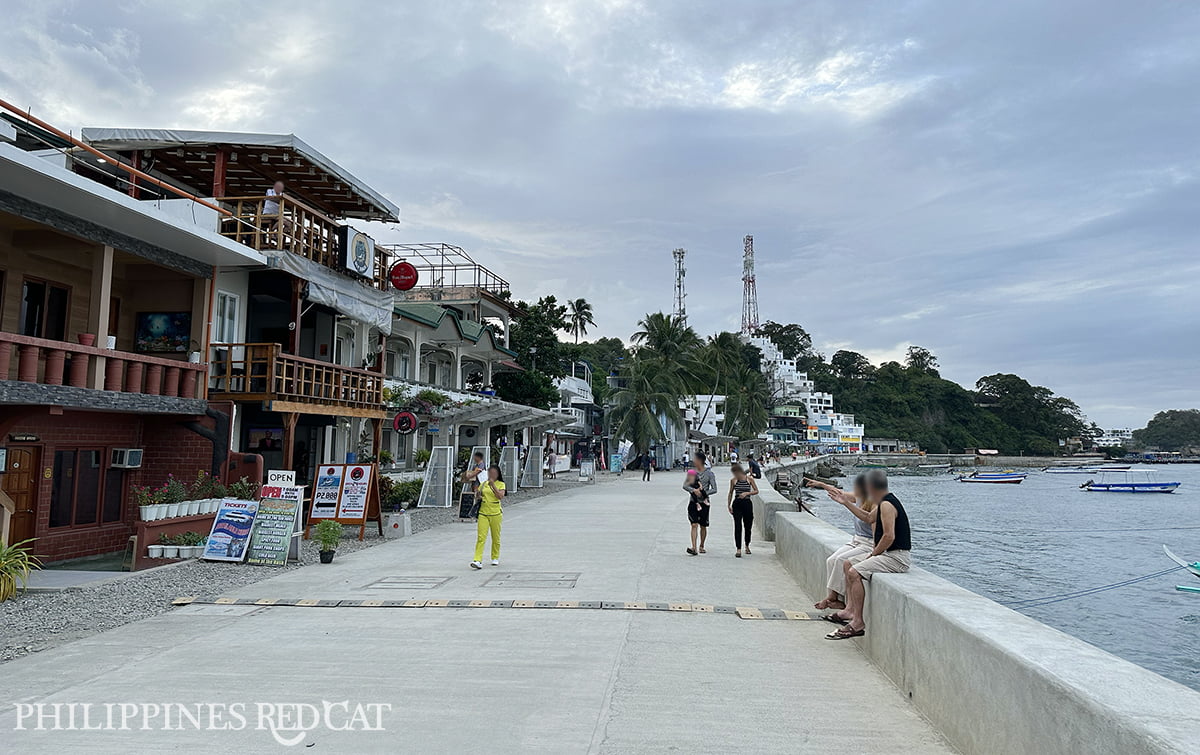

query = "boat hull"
[[958, 475, 1025, 484], [1082, 482, 1180, 493]]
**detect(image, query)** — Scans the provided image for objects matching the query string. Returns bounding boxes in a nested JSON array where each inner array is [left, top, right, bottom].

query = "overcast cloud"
[[1, 0, 1196, 427]]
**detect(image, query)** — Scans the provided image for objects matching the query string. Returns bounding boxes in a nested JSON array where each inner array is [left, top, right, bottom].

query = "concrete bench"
[[773, 511, 1200, 755]]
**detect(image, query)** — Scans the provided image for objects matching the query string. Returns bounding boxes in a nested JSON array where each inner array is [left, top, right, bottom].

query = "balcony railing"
[[0, 332, 206, 399], [551, 406, 587, 427], [208, 343, 384, 415], [216, 196, 392, 289]]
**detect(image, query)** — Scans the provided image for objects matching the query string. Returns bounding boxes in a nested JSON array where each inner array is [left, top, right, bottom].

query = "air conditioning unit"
[[110, 448, 144, 469]]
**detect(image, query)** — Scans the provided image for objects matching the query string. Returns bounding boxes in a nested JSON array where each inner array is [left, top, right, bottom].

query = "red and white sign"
[[336, 465, 373, 519], [389, 261, 419, 291], [393, 411, 418, 434]]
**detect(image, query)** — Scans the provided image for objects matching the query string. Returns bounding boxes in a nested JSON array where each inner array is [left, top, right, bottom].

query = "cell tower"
[[741, 234, 759, 334], [672, 247, 687, 325]]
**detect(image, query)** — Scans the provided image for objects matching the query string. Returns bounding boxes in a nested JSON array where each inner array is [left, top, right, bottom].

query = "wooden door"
[[3, 447, 40, 544]]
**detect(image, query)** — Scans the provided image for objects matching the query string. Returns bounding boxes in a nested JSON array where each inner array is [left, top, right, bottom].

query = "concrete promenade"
[[2, 472, 952, 753]]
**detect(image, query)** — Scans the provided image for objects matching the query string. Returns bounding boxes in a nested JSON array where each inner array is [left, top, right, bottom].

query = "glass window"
[[20, 280, 70, 340], [19, 280, 45, 337], [49, 450, 76, 528], [74, 450, 102, 526], [103, 468, 125, 523], [215, 291, 239, 343]]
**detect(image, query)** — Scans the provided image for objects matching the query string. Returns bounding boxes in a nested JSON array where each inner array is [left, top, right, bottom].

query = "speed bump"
[[736, 607, 764, 620]]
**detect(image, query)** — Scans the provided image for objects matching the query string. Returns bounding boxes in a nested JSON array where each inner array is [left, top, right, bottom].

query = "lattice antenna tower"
[[741, 234, 759, 334], [672, 247, 687, 326]]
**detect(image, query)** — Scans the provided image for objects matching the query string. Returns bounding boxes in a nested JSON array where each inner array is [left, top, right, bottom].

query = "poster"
[[312, 465, 344, 519], [246, 486, 303, 566], [202, 498, 259, 562], [337, 465, 372, 519]]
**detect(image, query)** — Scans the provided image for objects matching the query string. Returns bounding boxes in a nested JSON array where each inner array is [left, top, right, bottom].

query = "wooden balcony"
[[208, 343, 385, 418], [216, 195, 391, 289], [0, 331, 207, 401]]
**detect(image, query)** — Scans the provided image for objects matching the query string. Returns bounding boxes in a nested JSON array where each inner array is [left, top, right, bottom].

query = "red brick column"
[[68, 352, 90, 387], [17, 345, 40, 382], [124, 361, 144, 393], [163, 366, 181, 397], [105, 358, 124, 391], [144, 364, 163, 395]]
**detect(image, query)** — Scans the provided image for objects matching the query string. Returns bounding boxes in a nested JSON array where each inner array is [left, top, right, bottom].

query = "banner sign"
[[246, 485, 303, 566], [312, 465, 344, 518], [337, 465, 372, 519], [203, 498, 259, 562], [610, 454, 624, 474]]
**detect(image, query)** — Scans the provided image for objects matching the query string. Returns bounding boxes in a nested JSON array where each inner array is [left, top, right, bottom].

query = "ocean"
[[814, 464, 1200, 692]]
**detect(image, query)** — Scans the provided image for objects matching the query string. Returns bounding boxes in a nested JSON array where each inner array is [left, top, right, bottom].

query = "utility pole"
[[672, 248, 687, 326]]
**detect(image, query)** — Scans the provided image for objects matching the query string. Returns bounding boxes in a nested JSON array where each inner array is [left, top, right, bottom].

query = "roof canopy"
[[81, 128, 399, 222]]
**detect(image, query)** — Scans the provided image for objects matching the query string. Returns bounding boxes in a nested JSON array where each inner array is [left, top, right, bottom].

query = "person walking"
[[641, 451, 653, 481], [726, 463, 758, 557], [546, 446, 557, 479], [470, 465, 506, 570], [684, 452, 717, 555]]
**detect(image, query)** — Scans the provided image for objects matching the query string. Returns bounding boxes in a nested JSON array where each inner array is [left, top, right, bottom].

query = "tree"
[[607, 359, 684, 455], [754, 321, 812, 361], [493, 295, 569, 407], [721, 364, 769, 439], [567, 298, 596, 344], [905, 346, 940, 377], [631, 313, 703, 395], [830, 350, 875, 381], [1132, 409, 1200, 451]]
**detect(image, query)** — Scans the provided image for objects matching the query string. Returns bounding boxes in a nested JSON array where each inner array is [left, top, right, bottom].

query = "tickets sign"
[[202, 498, 259, 562]]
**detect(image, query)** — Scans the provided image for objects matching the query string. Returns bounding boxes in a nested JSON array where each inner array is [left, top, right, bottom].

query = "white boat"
[[1080, 469, 1180, 494], [957, 471, 1027, 484], [1044, 464, 1130, 474], [1163, 546, 1200, 595]]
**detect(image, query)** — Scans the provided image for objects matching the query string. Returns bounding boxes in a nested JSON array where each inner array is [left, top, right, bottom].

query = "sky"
[[1, 0, 1197, 428]]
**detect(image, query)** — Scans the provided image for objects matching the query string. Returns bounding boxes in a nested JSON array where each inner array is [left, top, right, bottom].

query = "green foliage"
[[1132, 409, 1200, 451], [414, 448, 432, 465], [378, 449, 394, 466], [227, 476, 260, 501], [188, 470, 227, 500], [315, 520, 342, 551], [493, 370, 560, 409], [755, 321, 813, 361], [415, 389, 452, 408], [494, 295, 572, 407], [163, 475, 188, 505], [0, 538, 43, 602], [568, 298, 596, 343], [904, 346, 940, 377]]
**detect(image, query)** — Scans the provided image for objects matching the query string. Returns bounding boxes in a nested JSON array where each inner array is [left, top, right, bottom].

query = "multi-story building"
[[1094, 428, 1135, 447], [746, 335, 812, 399]]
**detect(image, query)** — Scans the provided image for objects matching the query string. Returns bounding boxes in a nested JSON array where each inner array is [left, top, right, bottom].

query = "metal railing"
[[208, 343, 383, 412], [377, 243, 508, 295], [0, 332, 206, 399]]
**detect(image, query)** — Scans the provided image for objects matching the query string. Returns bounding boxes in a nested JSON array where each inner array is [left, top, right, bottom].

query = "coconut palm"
[[694, 331, 746, 429], [567, 298, 596, 344], [608, 358, 684, 456], [630, 312, 703, 395], [722, 364, 770, 439]]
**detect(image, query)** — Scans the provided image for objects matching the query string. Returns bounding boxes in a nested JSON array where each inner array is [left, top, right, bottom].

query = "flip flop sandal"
[[825, 626, 865, 640], [698, 548, 706, 553], [822, 614, 849, 625], [686, 548, 697, 556]]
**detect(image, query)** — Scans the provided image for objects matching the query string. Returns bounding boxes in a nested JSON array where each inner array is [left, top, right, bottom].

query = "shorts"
[[849, 550, 911, 580], [688, 501, 711, 527]]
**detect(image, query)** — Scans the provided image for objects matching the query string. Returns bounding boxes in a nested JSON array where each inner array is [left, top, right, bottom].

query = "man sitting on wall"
[[825, 469, 912, 640]]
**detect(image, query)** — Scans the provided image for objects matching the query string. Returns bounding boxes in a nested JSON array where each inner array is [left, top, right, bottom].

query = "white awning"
[[267, 252, 392, 334]]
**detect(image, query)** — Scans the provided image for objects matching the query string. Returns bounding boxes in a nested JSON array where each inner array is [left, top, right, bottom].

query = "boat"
[[957, 471, 1027, 484], [918, 463, 951, 470], [1080, 469, 1181, 494], [1163, 546, 1200, 595], [1043, 465, 1131, 474]]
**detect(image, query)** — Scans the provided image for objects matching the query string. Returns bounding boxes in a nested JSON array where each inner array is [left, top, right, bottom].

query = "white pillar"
[[502, 313, 511, 348], [454, 348, 464, 389]]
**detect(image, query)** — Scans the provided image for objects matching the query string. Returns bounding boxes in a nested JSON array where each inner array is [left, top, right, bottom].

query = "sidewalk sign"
[[304, 463, 383, 540], [579, 459, 596, 483], [609, 454, 624, 475], [246, 485, 304, 566], [202, 498, 259, 562]]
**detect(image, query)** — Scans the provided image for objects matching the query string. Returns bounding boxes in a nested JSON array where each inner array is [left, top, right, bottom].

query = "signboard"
[[246, 485, 303, 566], [393, 411, 418, 434], [305, 463, 383, 540], [609, 454, 624, 475], [266, 469, 296, 486], [202, 498, 259, 562], [579, 459, 596, 482], [389, 261, 419, 291], [338, 226, 376, 280]]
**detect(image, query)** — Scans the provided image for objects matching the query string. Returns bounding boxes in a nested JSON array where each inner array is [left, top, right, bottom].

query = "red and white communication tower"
[[740, 234, 759, 334]]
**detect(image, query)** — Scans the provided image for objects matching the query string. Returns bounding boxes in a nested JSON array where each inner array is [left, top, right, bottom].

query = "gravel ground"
[[0, 473, 616, 665]]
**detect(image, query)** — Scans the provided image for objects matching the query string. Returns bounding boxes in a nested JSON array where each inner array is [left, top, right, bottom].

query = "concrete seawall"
[[770, 509, 1200, 755]]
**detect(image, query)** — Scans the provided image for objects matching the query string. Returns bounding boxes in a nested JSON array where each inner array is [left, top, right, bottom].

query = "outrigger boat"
[[1080, 469, 1181, 494], [1163, 546, 1200, 595], [1043, 464, 1131, 474], [957, 471, 1027, 484]]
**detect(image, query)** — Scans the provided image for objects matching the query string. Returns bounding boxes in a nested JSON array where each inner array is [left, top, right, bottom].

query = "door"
[[3, 447, 40, 544]]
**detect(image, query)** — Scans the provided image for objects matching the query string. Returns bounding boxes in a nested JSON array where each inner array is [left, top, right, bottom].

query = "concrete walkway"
[[2, 473, 953, 753]]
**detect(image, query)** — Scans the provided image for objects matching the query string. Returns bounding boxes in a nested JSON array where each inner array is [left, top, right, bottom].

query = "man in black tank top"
[[827, 469, 912, 640]]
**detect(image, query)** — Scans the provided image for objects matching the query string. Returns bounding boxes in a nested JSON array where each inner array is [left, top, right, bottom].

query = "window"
[[49, 449, 127, 528], [20, 279, 70, 340], [385, 350, 399, 378], [215, 291, 239, 343]]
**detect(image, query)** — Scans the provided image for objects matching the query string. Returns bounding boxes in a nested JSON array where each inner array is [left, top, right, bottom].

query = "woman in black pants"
[[642, 453, 653, 481], [727, 463, 759, 557]]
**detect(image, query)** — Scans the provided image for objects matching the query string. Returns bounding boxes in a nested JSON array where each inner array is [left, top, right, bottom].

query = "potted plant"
[[378, 449, 394, 467], [147, 542, 165, 558], [414, 448, 432, 470], [315, 520, 342, 564], [0, 538, 42, 602], [159, 533, 179, 559]]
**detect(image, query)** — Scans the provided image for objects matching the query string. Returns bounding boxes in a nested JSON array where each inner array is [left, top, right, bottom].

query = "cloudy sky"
[[2, 0, 1197, 427]]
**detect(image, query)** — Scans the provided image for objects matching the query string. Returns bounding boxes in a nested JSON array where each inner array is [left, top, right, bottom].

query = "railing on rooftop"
[[216, 196, 392, 289], [0, 332, 207, 399], [208, 343, 383, 414], [379, 243, 508, 297]]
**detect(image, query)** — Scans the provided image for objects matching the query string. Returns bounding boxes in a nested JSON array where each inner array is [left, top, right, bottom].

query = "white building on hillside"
[[1095, 428, 1135, 447]]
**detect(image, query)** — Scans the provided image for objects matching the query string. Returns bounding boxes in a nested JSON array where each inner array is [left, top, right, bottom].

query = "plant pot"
[[77, 333, 96, 347], [165, 503, 180, 518], [186, 545, 202, 558], [319, 550, 335, 564], [140, 505, 154, 522], [147, 544, 165, 558], [162, 545, 180, 558], [186, 501, 201, 516]]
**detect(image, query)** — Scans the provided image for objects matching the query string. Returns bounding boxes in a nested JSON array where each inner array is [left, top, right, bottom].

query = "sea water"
[[815, 464, 1200, 692]]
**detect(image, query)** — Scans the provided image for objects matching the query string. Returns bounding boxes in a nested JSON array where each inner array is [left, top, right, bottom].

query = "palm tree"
[[568, 298, 596, 344], [631, 313, 703, 395], [694, 332, 746, 429], [722, 364, 770, 439], [608, 358, 684, 456]]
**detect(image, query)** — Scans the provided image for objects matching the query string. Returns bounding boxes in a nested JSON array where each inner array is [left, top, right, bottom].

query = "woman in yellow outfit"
[[470, 465, 506, 569]]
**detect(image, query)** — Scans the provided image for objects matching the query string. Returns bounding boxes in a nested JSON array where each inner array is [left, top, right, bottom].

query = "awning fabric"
[[267, 252, 392, 334]]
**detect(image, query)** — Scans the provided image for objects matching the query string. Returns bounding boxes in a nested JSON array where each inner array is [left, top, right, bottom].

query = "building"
[[548, 361, 601, 466], [746, 335, 812, 399], [1094, 428, 1135, 447]]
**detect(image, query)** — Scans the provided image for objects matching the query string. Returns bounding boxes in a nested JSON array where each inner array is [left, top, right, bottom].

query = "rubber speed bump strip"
[[176, 597, 819, 620]]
